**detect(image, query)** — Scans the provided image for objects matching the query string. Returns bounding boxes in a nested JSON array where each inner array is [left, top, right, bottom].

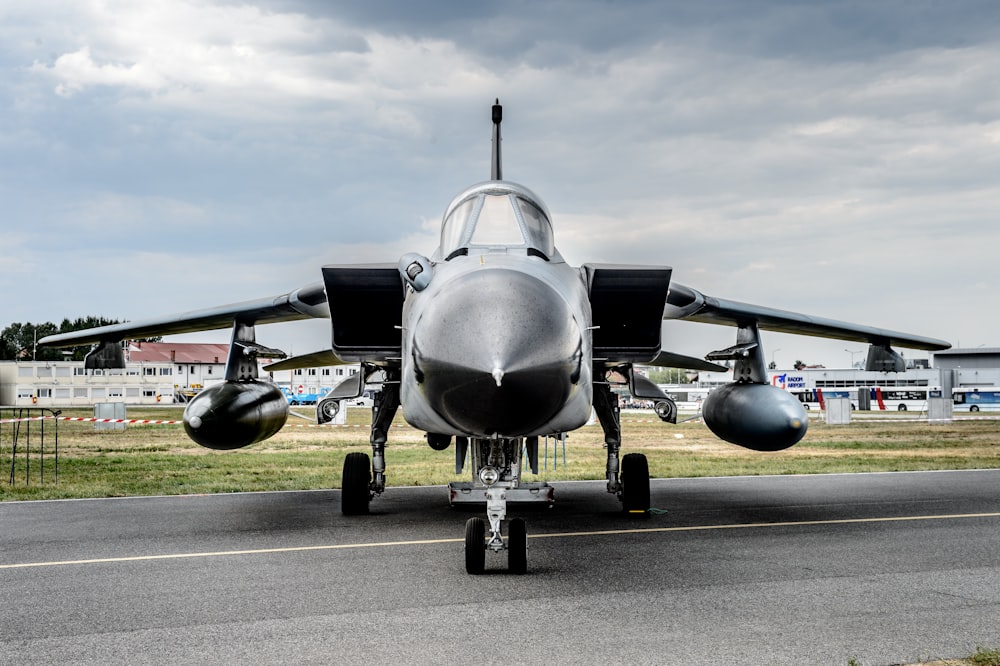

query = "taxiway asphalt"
[[2, 469, 999, 665]]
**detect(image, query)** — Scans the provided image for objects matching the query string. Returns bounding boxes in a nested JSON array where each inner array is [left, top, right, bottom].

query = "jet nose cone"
[[412, 268, 583, 437]]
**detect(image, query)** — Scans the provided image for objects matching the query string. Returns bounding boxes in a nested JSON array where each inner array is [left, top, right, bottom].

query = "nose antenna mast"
[[491, 99, 502, 181]]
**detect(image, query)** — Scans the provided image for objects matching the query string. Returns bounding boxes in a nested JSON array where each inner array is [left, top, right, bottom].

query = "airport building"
[[0, 359, 178, 407], [3, 343, 998, 410], [0, 342, 359, 408]]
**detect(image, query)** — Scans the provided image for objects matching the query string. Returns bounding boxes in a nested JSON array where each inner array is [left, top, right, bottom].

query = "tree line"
[[0, 318, 161, 362]]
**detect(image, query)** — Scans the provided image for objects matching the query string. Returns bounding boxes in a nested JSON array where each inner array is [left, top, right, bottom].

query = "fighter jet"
[[40, 100, 950, 574]]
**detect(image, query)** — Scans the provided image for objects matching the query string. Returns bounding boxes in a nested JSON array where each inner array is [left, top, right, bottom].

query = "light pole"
[[771, 348, 781, 369], [845, 348, 862, 369]]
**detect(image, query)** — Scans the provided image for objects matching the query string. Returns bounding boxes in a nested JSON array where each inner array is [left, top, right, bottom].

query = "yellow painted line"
[[3, 512, 998, 570], [527, 512, 1000, 540], [0, 537, 462, 570]]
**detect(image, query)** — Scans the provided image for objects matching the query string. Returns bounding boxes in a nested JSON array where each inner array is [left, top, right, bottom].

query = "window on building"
[[56, 366, 71, 378], [144, 367, 156, 376], [322, 368, 331, 376], [38, 388, 52, 398], [74, 388, 88, 398], [294, 369, 303, 376], [92, 388, 106, 399], [55, 388, 71, 399], [18, 367, 34, 378], [143, 389, 157, 397], [160, 368, 172, 376], [74, 367, 87, 376], [308, 369, 317, 376], [126, 388, 140, 398]]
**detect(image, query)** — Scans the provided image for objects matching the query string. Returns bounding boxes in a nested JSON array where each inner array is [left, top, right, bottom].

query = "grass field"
[[2, 406, 999, 501]]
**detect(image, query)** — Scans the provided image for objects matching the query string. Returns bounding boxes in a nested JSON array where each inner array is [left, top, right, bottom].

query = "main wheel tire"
[[342, 452, 371, 516], [621, 452, 650, 516], [508, 517, 527, 575], [971, 405, 980, 412], [465, 517, 486, 575]]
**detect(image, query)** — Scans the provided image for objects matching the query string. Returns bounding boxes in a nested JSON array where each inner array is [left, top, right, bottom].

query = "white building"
[[0, 360, 177, 407], [1, 341, 360, 407]]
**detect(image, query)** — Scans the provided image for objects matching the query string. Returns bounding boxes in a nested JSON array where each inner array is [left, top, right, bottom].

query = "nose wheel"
[[464, 515, 528, 575], [464, 517, 486, 575]]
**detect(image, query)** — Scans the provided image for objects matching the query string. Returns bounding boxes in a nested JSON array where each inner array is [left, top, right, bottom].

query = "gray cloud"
[[3, 0, 998, 362]]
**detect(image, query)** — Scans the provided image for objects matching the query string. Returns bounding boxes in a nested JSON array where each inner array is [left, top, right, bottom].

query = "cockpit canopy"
[[437, 181, 558, 261]]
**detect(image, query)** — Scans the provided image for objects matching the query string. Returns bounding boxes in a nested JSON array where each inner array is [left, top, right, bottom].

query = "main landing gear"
[[340, 372, 400, 516], [593, 381, 651, 516]]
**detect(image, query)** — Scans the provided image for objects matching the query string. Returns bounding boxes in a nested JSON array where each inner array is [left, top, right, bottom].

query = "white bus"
[[952, 387, 1000, 412], [655, 386, 710, 411], [790, 386, 943, 412]]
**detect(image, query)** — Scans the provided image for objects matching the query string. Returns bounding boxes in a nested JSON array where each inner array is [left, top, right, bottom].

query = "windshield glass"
[[439, 183, 556, 258], [516, 196, 555, 256], [440, 197, 478, 256], [470, 195, 524, 246]]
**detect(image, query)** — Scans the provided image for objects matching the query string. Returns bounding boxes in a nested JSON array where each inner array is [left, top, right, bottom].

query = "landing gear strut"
[[340, 370, 400, 516], [593, 380, 650, 516], [454, 437, 540, 574]]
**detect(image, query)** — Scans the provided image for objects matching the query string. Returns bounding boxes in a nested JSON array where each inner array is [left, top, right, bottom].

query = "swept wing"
[[665, 283, 949, 351], [38, 282, 329, 348]]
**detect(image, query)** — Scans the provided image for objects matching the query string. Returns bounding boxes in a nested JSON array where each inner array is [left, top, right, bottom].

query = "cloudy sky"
[[3, 0, 998, 368]]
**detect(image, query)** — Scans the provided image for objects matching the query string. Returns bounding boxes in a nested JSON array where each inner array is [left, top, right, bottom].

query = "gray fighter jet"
[[40, 101, 950, 574]]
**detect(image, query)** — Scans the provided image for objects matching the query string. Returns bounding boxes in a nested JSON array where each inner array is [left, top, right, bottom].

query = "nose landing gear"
[[454, 437, 546, 574]]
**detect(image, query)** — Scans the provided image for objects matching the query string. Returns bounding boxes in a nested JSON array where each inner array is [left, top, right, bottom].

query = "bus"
[[952, 387, 1000, 412], [654, 386, 710, 411], [790, 386, 943, 412]]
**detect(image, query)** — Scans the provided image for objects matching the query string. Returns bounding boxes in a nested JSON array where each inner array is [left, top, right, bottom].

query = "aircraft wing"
[[664, 283, 950, 351], [644, 351, 728, 373], [264, 350, 354, 372], [39, 282, 329, 348]]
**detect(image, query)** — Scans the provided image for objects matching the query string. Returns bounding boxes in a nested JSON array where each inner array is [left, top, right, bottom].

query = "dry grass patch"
[[2, 406, 999, 500]]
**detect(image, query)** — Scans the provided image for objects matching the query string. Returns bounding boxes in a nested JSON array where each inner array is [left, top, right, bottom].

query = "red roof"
[[128, 342, 229, 364]]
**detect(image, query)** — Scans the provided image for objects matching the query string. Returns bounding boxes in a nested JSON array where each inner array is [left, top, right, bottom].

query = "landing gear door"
[[328, 371, 364, 400], [628, 367, 669, 400]]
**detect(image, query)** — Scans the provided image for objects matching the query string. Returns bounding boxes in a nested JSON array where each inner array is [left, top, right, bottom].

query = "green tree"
[[0, 318, 161, 361], [643, 367, 691, 384]]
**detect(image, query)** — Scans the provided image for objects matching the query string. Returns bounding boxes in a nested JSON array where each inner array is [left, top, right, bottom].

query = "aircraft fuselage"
[[400, 252, 594, 438]]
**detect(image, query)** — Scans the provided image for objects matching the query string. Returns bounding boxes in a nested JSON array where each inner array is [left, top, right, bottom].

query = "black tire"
[[621, 452, 650, 516], [465, 517, 486, 575], [898, 404, 908, 412], [342, 452, 371, 515], [508, 518, 527, 575], [971, 405, 980, 412]]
